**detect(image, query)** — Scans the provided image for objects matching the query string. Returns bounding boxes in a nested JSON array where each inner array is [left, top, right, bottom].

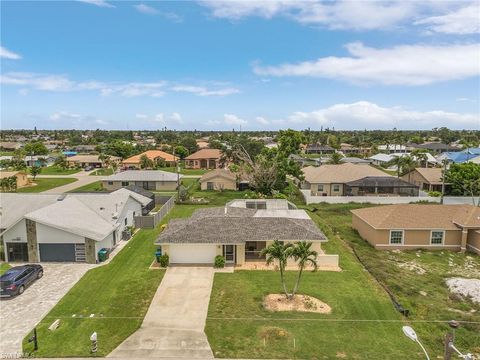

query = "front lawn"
[[0, 263, 11, 275], [17, 178, 77, 193], [89, 168, 113, 176], [189, 189, 247, 206], [157, 166, 209, 176], [38, 166, 80, 175], [68, 181, 107, 193], [22, 205, 199, 357]]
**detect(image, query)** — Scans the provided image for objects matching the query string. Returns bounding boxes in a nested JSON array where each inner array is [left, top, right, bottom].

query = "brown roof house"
[[302, 163, 418, 196], [351, 204, 480, 254], [185, 149, 223, 169], [401, 168, 448, 193], [199, 169, 237, 191], [0, 171, 29, 190], [122, 150, 178, 169], [67, 155, 120, 168]]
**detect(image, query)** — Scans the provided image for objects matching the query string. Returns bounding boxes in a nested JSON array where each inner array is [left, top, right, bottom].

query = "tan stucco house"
[[67, 155, 120, 168], [122, 150, 178, 169], [102, 170, 182, 191], [351, 204, 480, 254], [0, 171, 29, 189], [184, 149, 223, 169], [401, 167, 447, 192], [199, 169, 237, 190]]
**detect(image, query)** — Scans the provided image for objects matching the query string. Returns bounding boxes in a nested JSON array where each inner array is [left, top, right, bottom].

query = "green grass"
[[180, 177, 198, 189], [22, 204, 200, 357], [38, 166, 81, 175], [16, 178, 77, 193], [68, 181, 107, 193], [89, 168, 113, 176], [0, 263, 11, 275], [189, 189, 247, 206]]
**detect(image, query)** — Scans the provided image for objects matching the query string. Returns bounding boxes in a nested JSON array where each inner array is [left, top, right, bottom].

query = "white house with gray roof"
[[0, 189, 151, 263], [102, 170, 182, 191]]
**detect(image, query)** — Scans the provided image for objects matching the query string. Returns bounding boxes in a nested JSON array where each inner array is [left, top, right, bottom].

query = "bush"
[[159, 254, 169, 267], [214, 255, 225, 268], [428, 191, 442, 197]]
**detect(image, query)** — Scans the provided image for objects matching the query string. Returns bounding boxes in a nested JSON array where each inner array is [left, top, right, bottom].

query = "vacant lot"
[[17, 178, 77, 193], [39, 166, 80, 175], [68, 180, 106, 193]]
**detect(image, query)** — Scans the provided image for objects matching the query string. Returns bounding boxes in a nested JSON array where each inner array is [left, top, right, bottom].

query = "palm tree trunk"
[[291, 265, 304, 297], [279, 265, 290, 298]]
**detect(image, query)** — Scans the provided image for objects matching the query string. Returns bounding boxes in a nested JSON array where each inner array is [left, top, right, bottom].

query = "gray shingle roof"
[[103, 170, 181, 182], [156, 207, 327, 244]]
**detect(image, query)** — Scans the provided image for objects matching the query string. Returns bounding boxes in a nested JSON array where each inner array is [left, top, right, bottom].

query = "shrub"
[[214, 255, 225, 268], [428, 191, 442, 197], [159, 254, 169, 267]]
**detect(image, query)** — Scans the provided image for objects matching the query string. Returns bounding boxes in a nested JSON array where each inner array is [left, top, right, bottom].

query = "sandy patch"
[[264, 294, 331, 313], [446, 278, 480, 304], [397, 261, 426, 275]]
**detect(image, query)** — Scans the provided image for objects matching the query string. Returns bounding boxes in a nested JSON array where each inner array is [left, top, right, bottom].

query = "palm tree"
[[139, 154, 154, 169], [291, 242, 318, 297], [328, 152, 343, 164], [411, 149, 428, 168], [260, 240, 293, 298], [401, 155, 417, 182], [390, 156, 404, 177]]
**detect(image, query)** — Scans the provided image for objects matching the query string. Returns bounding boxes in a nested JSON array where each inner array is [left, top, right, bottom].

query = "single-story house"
[[24, 155, 56, 167], [304, 144, 335, 155], [351, 204, 480, 254], [345, 176, 419, 196], [0, 171, 30, 189], [67, 155, 120, 168], [410, 142, 462, 154], [156, 199, 328, 265], [0, 189, 152, 263], [377, 144, 410, 153], [199, 169, 238, 191], [339, 143, 370, 155], [122, 150, 178, 169], [340, 157, 372, 165], [288, 154, 319, 167], [185, 149, 223, 169], [301, 163, 396, 196], [401, 168, 448, 193], [68, 145, 97, 153], [438, 149, 480, 164], [102, 170, 182, 191], [0, 142, 23, 151]]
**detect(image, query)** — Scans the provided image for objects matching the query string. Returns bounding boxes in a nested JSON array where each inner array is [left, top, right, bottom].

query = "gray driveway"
[[35, 170, 102, 194], [0, 263, 94, 356], [108, 267, 214, 359]]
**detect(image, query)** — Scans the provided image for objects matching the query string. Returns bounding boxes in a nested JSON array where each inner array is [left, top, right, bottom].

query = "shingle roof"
[[156, 207, 327, 244], [412, 168, 443, 184], [199, 169, 236, 183], [103, 170, 181, 182], [351, 204, 480, 230], [303, 163, 389, 184], [185, 148, 222, 160], [122, 150, 178, 164]]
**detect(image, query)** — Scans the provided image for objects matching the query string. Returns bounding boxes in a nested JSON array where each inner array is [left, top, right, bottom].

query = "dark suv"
[[0, 264, 43, 298]]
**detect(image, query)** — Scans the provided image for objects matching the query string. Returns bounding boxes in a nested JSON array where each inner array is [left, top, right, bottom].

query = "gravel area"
[[446, 278, 480, 304]]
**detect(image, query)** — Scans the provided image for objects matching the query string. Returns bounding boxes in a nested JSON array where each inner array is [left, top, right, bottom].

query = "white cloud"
[[223, 113, 247, 125], [170, 112, 183, 123], [171, 85, 240, 96], [415, 3, 480, 34], [253, 42, 480, 85], [49, 111, 108, 128], [135, 113, 148, 119], [256, 116, 269, 125], [0, 46, 22, 60], [278, 101, 479, 129], [134, 3, 158, 15], [78, 0, 115, 8]]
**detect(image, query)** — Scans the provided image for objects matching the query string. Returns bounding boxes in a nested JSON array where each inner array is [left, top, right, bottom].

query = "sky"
[[1, 0, 479, 131]]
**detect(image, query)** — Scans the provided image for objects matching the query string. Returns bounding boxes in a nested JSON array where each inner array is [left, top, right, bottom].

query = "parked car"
[[84, 166, 94, 171], [0, 264, 43, 298]]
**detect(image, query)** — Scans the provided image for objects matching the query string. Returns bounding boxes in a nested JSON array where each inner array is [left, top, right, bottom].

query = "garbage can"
[[98, 248, 109, 262], [155, 248, 162, 263]]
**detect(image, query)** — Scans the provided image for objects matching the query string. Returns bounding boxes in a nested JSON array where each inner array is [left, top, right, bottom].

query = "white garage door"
[[168, 244, 218, 264]]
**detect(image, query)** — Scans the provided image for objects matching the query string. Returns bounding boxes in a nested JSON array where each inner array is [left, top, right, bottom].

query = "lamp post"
[[402, 326, 430, 360], [444, 320, 474, 360]]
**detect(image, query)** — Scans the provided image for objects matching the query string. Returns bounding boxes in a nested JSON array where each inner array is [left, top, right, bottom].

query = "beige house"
[[102, 170, 181, 191], [351, 204, 480, 254], [301, 163, 417, 196], [0, 171, 29, 189], [122, 150, 178, 169], [67, 155, 120, 168], [401, 168, 446, 192], [185, 149, 223, 169], [199, 169, 237, 190]]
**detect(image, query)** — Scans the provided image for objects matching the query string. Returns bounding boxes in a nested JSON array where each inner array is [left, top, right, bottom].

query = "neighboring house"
[[401, 168, 448, 193], [339, 143, 370, 155], [0, 171, 30, 189], [301, 163, 396, 196], [184, 148, 223, 169], [377, 144, 410, 153], [304, 144, 335, 155], [67, 155, 120, 168], [199, 169, 237, 190], [102, 170, 182, 191], [438, 148, 480, 164], [340, 157, 372, 165], [0, 189, 152, 263], [0, 142, 23, 151], [156, 199, 329, 265], [68, 145, 97, 153], [24, 155, 56, 167], [196, 140, 210, 149], [351, 204, 480, 254], [368, 153, 395, 166], [122, 150, 178, 169], [288, 154, 319, 167], [410, 142, 462, 154]]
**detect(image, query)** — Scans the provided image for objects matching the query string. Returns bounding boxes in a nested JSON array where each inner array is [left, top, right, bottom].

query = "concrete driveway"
[[35, 170, 102, 194], [108, 267, 214, 359], [0, 263, 94, 356]]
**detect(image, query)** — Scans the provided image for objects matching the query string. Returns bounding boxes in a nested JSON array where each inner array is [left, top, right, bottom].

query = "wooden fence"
[[134, 195, 176, 229]]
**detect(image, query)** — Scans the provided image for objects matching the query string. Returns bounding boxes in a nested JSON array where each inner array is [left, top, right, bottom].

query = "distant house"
[[377, 144, 410, 154], [401, 168, 447, 193], [199, 169, 237, 191], [351, 204, 480, 254], [410, 142, 462, 154], [24, 155, 56, 167], [67, 155, 120, 168], [68, 145, 97, 153], [0, 171, 30, 189], [301, 163, 418, 196], [305, 144, 335, 155], [102, 170, 182, 191], [288, 154, 319, 167], [122, 150, 178, 169], [438, 148, 480, 164], [196, 140, 210, 149], [340, 157, 372, 165], [185, 149, 223, 169], [339, 143, 370, 155], [0, 142, 23, 151]]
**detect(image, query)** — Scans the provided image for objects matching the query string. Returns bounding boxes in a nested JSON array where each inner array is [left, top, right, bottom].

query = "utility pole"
[[173, 145, 180, 200]]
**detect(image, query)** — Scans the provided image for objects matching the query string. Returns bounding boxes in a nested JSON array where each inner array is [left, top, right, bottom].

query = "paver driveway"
[[108, 266, 214, 359], [0, 263, 93, 356]]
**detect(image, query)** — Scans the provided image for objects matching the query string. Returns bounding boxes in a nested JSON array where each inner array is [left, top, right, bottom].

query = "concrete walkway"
[[108, 267, 214, 359], [34, 170, 103, 193]]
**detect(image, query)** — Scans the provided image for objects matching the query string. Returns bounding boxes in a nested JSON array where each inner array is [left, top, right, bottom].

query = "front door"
[[223, 245, 235, 263]]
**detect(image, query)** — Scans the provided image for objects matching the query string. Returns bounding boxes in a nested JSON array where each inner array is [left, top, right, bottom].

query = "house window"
[[431, 231, 444, 245], [207, 182, 214, 190], [333, 184, 340, 192], [108, 181, 113, 185], [390, 230, 404, 244], [121, 181, 129, 186], [317, 184, 324, 192]]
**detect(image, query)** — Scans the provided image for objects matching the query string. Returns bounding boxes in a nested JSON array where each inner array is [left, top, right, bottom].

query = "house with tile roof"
[[184, 148, 223, 169], [122, 150, 178, 169], [351, 204, 480, 254]]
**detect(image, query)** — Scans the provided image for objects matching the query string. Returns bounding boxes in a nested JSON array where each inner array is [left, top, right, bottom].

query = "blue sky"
[[1, 0, 479, 130]]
